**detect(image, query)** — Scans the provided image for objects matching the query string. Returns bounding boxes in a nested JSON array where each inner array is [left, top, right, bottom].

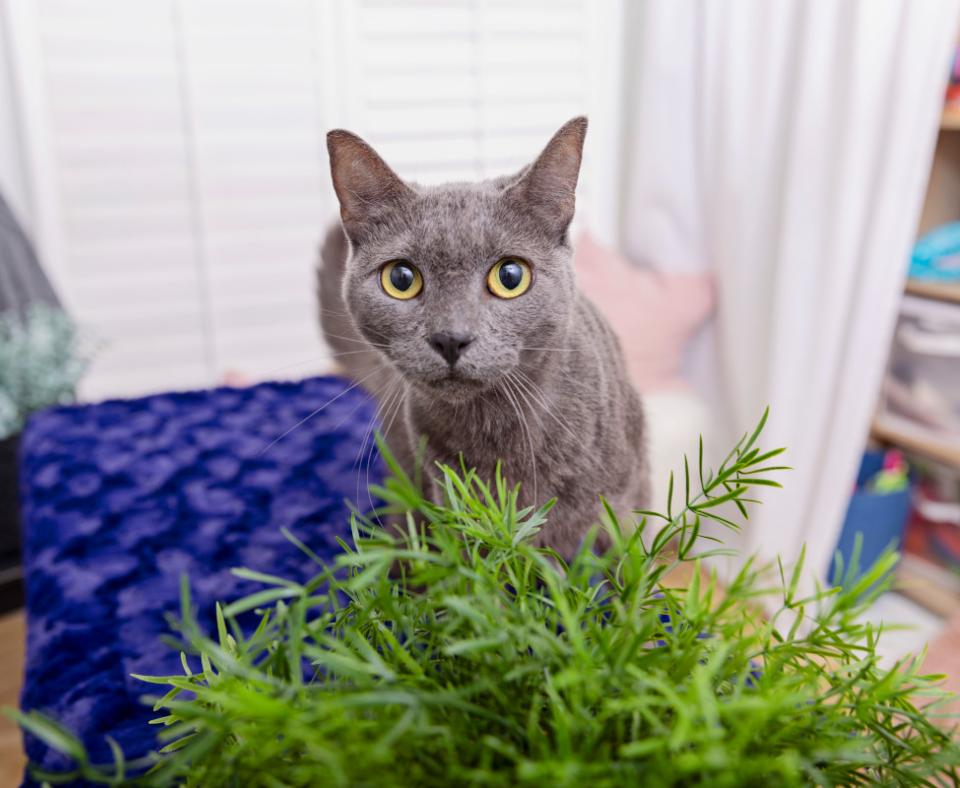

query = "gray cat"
[[318, 117, 648, 555]]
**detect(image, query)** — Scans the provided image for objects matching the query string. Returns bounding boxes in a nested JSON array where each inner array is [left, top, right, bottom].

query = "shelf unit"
[[896, 554, 960, 618], [942, 106, 960, 130], [904, 278, 960, 304], [871, 415, 960, 470], [865, 100, 960, 615]]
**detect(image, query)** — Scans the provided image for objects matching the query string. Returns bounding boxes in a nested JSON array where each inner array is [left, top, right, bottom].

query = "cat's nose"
[[428, 331, 474, 366]]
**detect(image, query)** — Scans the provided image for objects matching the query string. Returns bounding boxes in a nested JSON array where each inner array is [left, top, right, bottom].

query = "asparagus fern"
[[10, 411, 960, 786]]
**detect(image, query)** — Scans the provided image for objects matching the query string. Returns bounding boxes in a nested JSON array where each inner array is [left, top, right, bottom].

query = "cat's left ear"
[[504, 116, 587, 239]]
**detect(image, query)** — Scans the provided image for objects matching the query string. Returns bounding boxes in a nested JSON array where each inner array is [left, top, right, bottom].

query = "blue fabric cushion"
[[18, 376, 381, 780]]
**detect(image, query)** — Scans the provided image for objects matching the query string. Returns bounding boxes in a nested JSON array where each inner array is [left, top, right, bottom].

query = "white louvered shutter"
[[343, 0, 623, 234], [4, 0, 623, 401], [175, 0, 333, 384], [10, 0, 212, 397]]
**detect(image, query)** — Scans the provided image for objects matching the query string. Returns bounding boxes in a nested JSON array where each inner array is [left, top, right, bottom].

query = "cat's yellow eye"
[[380, 260, 423, 300], [487, 258, 532, 299]]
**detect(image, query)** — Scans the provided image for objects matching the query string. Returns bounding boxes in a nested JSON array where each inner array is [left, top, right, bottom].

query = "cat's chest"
[[407, 392, 548, 482]]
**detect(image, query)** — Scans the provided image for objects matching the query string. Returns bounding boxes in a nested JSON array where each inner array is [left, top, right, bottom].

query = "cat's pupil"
[[390, 264, 415, 292], [499, 261, 523, 290]]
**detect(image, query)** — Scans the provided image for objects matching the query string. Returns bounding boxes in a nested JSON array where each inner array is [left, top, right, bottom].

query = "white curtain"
[[0, 8, 30, 232], [622, 0, 959, 578]]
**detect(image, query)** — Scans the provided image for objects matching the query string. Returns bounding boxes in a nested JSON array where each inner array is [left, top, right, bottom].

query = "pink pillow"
[[573, 230, 714, 393]]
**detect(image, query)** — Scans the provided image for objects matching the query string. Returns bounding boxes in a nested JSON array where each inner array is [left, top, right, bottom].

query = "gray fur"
[[319, 117, 648, 555]]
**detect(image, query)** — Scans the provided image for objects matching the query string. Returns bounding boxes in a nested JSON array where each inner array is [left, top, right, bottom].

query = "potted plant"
[[0, 304, 90, 606], [11, 417, 960, 785]]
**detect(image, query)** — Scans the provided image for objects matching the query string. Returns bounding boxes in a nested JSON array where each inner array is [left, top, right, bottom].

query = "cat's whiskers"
[[314, 303, 356, 319], [512, 368, 581, 447], [372, 381, 408, 513], [507, 371, 546, 434], [328, 382, 381, 436], [259, 363, 386, 456], [514, 369, 579, 444], [380, 379, 407, 452], [323, 330, 390, 350], [366, 379, 406, 521], [259, 347, 392, 378], [354, 376, 398, 477], [516, 376, 541, 505], [501, 373, 538, 505], [354, 375, 404, 522], [353, 387, 384, 517]]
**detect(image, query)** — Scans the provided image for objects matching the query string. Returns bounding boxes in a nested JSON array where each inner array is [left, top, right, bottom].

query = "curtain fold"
[[622, 0, 960, 578], [0, 193, 59, 315]]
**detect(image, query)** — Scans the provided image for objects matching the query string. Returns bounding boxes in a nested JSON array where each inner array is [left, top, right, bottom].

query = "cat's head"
[[326, 117, 586, 399]]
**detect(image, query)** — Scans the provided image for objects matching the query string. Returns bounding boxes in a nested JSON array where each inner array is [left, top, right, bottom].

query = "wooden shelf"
[[871, 415, 960, 469], [942, 106, 960, 130], [905, 278, 960, 305], [896, 554, 960, 617]]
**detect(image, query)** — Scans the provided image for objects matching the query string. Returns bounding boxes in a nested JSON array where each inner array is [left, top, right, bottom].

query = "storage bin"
[[883, 296, 960, 435], [831, 450, 913, 586], [903, 466, 960, 571]]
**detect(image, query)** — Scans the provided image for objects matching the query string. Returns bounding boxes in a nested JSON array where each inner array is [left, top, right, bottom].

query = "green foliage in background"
[[0, 304, 90, 439], [10, 412, 960, 786]]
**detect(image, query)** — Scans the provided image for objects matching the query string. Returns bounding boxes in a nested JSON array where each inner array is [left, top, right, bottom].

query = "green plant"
[[0, 303, 90, 439], [10, 412, 960, 786]]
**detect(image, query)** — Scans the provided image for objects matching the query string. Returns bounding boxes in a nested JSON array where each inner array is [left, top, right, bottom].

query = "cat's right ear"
[[326, 130, 413, 243]]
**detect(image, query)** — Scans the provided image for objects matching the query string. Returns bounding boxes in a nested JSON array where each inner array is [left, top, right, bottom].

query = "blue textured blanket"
[[18, 376, 381, 779]]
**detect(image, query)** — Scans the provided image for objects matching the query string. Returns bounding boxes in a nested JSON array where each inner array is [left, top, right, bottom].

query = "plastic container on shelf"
[[882, 295, 960, 436], [831, 450, 913, 587], [902, 463, 960, 570]]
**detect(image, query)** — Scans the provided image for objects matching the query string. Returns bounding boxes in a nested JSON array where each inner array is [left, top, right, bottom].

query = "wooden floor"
[[922, 611, 960, 719], [0, 611, 25, 787]]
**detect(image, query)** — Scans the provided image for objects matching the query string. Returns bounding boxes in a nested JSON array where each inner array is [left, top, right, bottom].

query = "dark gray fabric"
[[0, 193, 60, 314]]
